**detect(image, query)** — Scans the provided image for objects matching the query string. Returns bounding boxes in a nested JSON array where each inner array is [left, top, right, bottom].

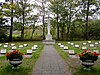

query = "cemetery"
[[0, 0, 100, 75]]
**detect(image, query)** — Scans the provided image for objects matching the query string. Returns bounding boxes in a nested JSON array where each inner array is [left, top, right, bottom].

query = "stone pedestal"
[[46, 34, 52, 40], [43, 35, 55, 45], [42, 40, 55, 45]]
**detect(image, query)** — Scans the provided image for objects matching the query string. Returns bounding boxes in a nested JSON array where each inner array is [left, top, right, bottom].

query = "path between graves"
[[32, 45, 71, 75]]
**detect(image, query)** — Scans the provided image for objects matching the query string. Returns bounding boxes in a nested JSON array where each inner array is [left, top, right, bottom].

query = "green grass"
[[0, 41, 43, 75], [54, 43, 69, 60], [55, 41, 100, 75]]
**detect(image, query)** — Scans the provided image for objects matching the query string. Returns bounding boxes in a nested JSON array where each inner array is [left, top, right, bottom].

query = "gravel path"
[[32, 45, 71, 75]]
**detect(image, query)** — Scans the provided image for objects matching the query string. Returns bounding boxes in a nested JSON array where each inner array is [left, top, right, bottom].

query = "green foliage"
[[0, 42, 43, 75], [89, 20, 100, 40], [0, 28, 8, 42]]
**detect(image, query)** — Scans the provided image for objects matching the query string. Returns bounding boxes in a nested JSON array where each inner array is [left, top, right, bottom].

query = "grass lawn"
[[0, 41, 43, 75], [54, 41, 100, 75]]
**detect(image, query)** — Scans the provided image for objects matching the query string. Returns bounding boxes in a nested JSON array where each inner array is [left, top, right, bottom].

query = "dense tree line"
[[0, 0, 100, 42], [49, 0, 100, 40]]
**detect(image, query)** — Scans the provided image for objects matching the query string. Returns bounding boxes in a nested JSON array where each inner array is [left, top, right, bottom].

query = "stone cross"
[[47, 12, 50, 35], [45, 11, 52, 40]]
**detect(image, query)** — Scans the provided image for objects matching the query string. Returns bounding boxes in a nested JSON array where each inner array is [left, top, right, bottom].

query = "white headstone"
[[93, 50, 99, 53], [67, 42, 71, 44], [12, 46, 16, 50], [0, 44, 2, 46], [68, 50, 75, 55], [58, 43, 61, 46], [11, 43, 15, 46], [32, 47, 37, 50], [75, 45, 79, 48], [26, 50, 32, 54], [64, 46, 68, 50], [8, 50, 14, 53], [89, 44, 94, 47], [95, 42, 98, 45], [0, 49, 6, 54], [88, 41, 91, 44], [82, 46, 87, 50], [5, 43, 8, 45], [60, 45, 64, 48], [24, 44, 27, 47], [70, 43, 74, 46], [34, 45, 38, 48], [99, 41, 100, 44], [4, 45, 8, 48], [82, 43, 87, 45], [19, 45, 23, 48]]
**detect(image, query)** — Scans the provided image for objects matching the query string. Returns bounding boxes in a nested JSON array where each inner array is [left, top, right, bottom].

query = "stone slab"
[[42, 40, 55, 45]]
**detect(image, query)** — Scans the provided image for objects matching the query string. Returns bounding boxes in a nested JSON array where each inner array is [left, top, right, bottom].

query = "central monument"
[[42, 11, 55, 44], [45, 13, 52, 40]]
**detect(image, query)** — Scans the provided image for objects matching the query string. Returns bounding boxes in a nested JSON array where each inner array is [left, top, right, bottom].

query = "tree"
[[78, 0, 100, 40], [15, 0, 33, 41]]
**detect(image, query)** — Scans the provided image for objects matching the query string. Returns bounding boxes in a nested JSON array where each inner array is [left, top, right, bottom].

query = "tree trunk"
[[85, 0, 89, 40], [66, 6, 71, 40], [61, 22, 64, 40], [31, 22, 35, 39], [9, 0, 13, 42], [42, 0, 45, 40], [57, 13, 59, 40], [43, 15, 45, 39], [21, 3, 25, 41]]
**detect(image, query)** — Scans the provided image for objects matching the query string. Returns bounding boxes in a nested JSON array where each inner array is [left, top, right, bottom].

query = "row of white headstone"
[[0, 43, 28, 49], [58, 42, 99, 58], [67, 41, 99, 54], [67, 41, 100, 50], [0, 44, 38, 56], [58, 43, 75, 55]]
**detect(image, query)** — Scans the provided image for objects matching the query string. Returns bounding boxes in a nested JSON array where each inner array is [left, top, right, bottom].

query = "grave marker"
[[11, 43, 15, 46], [60, 45, 64, 48], [88, 41, 91, 44], [32, 47, 37, 51], [12, 46, 16, 50], [82, 43, 86, 45], [24, 44, 27, 47], [70, 43, 74, 46], [75, 45, 79, 48], [82, 46, 87, 50], [58, 43, 61, 46], [67, 42, 71, 44], [5, 43, 8, 45], [93, 50, 99, 53], [99, 41, 100, 44], [26, 50, 33, 55], [95, 42, 98, 45], [64, 46, 68, 50], [19, 45, 23, 48], [89, 44, 94, 47], [0, 49, 6, 54], [34, 45, 38, 48], [0, 44, 2, 46], [68, 50, 75, 55], [4, 45, 8, 48]]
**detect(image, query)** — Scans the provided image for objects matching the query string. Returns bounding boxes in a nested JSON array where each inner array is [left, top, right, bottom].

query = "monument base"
[[42, 40, 55, 45], [45, 34, 52, 40]]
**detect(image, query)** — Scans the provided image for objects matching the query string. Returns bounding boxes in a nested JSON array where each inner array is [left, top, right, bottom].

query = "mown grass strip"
[[54, 41, 100, 75], [54, 43, 69, 60], [0, 42, 43, 75]]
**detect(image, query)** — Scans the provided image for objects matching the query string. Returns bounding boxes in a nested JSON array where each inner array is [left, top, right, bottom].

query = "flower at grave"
[[6, 50, 23, 61], [79, 50, 99, 62]]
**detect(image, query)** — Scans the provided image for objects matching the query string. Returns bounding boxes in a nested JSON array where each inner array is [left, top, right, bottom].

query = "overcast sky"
[[0, 0, 36, 2], [0, 0, 4, 2]]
